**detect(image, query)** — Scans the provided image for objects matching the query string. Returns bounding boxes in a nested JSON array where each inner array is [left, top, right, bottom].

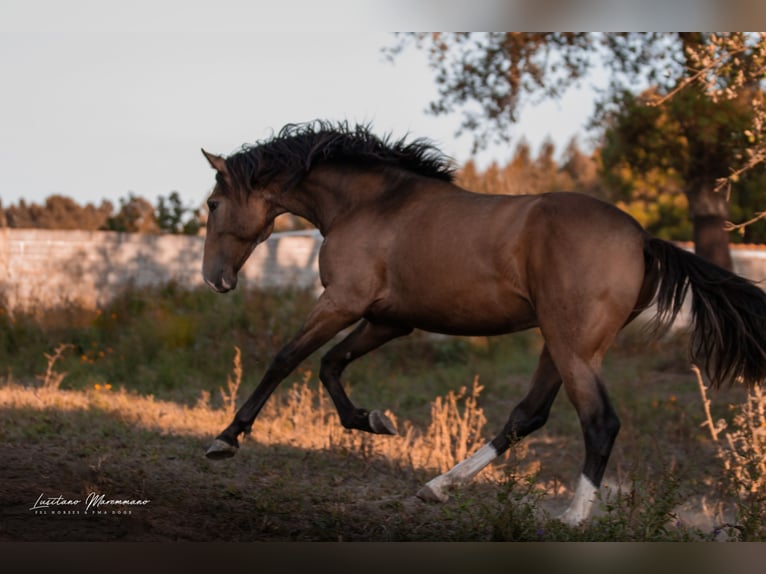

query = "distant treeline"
[[461, 135, 766, 245], [2, 136, 765, 243], [0, 191, 203, 235]]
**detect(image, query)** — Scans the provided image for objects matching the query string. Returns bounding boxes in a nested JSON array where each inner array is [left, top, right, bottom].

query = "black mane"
[[223, 121, 456, 189]]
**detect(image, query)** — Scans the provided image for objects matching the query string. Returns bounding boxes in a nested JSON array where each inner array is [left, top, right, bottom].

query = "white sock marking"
[[559, 474, 598, 525], [419, 443, 498, 502]]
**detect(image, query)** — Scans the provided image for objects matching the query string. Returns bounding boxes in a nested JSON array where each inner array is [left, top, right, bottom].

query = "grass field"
[[1, 284, 763, 541]]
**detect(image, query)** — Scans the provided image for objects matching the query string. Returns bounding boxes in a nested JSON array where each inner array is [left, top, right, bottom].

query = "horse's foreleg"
[[417, 345, 562, 503], [319, 320, 412, 435], [206, 293, 359, 459]]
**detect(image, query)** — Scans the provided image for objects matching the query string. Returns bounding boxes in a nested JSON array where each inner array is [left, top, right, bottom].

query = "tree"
[[561, 137, 600, 197], [600, 86, 758, 267], [454, 139, 596, 199], [386, 33, 680, 150], [156, 191, 202, 235], [389, 32, 766, 266], [105, 193, 159, 233], [3, 195, 113, 230]]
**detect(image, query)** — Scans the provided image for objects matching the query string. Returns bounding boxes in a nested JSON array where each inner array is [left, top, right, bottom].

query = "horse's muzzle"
[[204, 275, 237, 293]]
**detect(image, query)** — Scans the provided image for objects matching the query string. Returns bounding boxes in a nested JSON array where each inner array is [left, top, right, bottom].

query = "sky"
[[1, 0, 759, 210], [0, 3, 607, 210]]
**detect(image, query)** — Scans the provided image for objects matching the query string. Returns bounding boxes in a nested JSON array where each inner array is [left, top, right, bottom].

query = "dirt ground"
[[0, 384, 517, 541], [0, 377, 739, 541], [0, 407, 506, 541]]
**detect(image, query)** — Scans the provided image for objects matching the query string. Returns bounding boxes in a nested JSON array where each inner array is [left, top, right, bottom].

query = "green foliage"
[[387, 33, 678, 152], [601, 87, 754, 189], [600, 86, 763, 242], [0, 284, 543, 417], [156, 191, 202, 235], [2, 191, 204, 235], [0, 284, 314, 400], [487, 461, 708, 542], [729, 171, 766, 243], [490, 468, 549, 541], [104, 192, 159, 233]]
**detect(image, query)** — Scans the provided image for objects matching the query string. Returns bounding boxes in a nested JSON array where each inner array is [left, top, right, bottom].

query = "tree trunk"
[[685, 181, 733, 271]]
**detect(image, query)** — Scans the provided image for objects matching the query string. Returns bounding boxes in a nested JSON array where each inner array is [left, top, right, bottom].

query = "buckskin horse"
[[200, 121, 766, 524]]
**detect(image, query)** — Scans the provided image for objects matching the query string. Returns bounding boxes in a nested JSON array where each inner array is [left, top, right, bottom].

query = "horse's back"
[[320, 186, 648, 338]]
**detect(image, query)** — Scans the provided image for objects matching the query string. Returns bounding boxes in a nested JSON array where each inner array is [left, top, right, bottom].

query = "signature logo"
[[30, 492, 150, 515]]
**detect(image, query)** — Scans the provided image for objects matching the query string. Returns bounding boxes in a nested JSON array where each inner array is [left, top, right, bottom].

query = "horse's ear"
[[201, 149, 228, 174]]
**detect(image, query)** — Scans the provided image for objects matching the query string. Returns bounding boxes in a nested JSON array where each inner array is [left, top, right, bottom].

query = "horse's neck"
[[282, 167, 390, 234]]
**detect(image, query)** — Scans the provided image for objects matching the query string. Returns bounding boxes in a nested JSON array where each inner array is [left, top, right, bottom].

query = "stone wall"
[[1, 227, 765, 313], [0, 228, 322, 311]]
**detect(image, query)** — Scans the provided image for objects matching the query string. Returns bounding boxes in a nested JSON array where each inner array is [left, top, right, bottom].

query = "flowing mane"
[[223, 121, 456, 188]]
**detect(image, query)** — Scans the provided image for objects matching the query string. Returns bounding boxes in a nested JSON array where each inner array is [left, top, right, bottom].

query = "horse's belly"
[[366, 291, 537, 336]]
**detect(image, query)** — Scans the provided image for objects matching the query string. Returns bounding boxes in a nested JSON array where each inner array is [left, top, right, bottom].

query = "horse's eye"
[[207, 199, 219, 213]]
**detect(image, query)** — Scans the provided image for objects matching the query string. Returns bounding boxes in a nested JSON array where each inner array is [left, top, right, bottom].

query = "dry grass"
[[0, 382, 230, 440], [36, 343, 74, 391], [219, 346, 243, 416], [242, 371, 502, 481], [695, 365, 766, 539], [0, 369, 515, 541], [0, 368, 501, 484]]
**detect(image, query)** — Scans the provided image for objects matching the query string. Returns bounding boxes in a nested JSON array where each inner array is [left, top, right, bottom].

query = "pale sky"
[[0, 2, 614, 209]]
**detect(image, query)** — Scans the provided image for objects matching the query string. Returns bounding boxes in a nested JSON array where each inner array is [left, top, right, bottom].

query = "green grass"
[[1, 283, 543, 418], [2, 283, 314, 401]]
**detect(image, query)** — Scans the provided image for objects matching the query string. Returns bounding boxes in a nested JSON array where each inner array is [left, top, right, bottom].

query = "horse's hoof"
[[369, 410, 397, 435], [416, 483, 449, 503], [205, 439, 238, 460], [557, 509, 586, 527]]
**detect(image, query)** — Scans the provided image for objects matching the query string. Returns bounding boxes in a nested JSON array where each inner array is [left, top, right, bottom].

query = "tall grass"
[[0, 283, 541, 417], [1, 283, 317, 401], [696, 365, 766, 540]]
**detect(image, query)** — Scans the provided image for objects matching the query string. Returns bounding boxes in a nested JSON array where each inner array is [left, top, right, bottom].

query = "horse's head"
[[201, 149, 279, 293]]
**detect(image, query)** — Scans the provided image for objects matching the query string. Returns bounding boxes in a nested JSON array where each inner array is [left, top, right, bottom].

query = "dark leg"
[[549, 351, 621, 525], [206, 292, 359, 459], [570, 374, 621, 490], [417, 345, 562, 502], [319, 320, 412, 434], [490, 345, 562, 454]]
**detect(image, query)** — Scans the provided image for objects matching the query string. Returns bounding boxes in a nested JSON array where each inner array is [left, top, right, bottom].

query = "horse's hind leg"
[[548, 347, 620, 526], [417, 345, 562, 503], [491, 345, 562, 451], [319, 320, 412, 435]]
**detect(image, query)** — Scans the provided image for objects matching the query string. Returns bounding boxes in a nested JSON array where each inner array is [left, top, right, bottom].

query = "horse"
[[199, 121, 766, 525]]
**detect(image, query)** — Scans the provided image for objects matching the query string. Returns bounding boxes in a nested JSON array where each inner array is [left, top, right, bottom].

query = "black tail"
[[643, 237, 766, 388]]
